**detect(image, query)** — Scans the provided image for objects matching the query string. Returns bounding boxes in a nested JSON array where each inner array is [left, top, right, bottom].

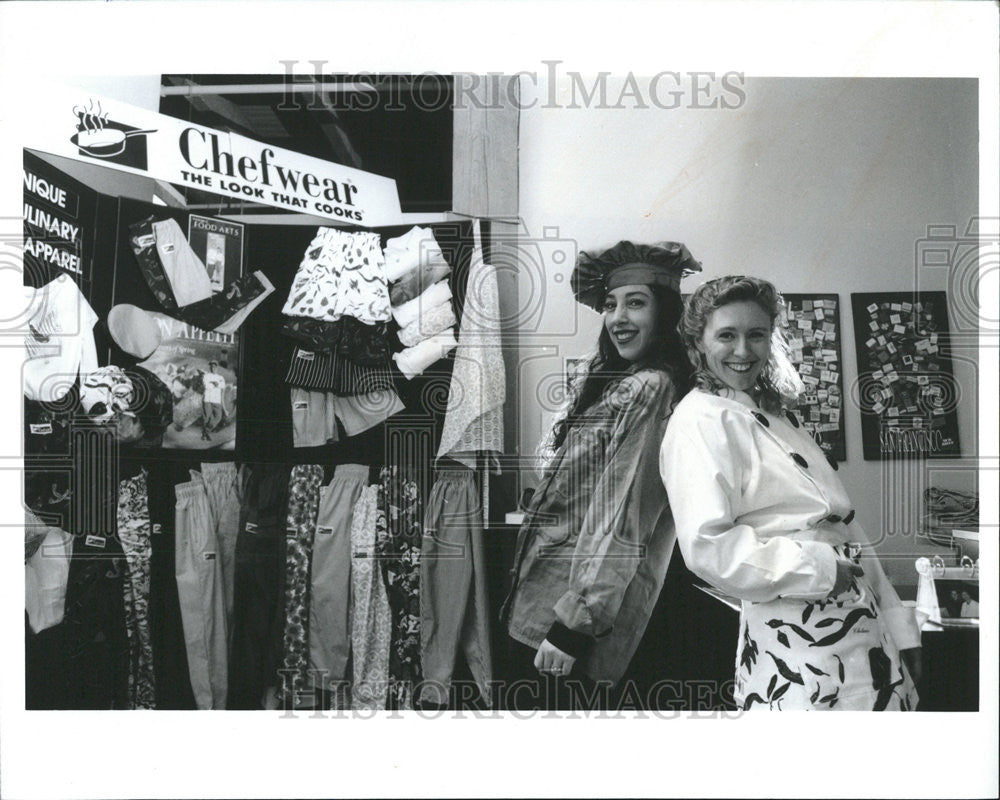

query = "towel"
[[436, 224, 505, 472]]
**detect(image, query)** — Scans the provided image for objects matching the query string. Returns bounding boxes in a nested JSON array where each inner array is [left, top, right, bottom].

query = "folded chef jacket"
[[382, 226, 448, 283], [397, 299, 456, 347], [391, 280, 452, 330], [392, 330, 458, 379]]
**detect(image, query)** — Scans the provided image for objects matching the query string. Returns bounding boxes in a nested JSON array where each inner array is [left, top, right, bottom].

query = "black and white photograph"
[[1, 2, 996, 800]]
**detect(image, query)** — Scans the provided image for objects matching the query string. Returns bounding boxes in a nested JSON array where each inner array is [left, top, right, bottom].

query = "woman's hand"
[[534, 639, 576, 677], [900, 647, 923, 688], [831, 557, 865, 596]]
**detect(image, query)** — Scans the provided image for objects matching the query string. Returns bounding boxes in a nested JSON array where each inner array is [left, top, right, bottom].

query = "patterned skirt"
[[735, 555, 918, 711]]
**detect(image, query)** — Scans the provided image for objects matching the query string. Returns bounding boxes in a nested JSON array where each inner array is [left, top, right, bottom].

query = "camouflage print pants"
[[118, 470, 155, 709], [281, 465, 324, 704], [375, 467, 423, 710]]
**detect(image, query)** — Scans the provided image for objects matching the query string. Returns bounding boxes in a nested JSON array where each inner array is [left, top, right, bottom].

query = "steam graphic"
[[71, 98, 156, 158], [74, 98, 110, 133]]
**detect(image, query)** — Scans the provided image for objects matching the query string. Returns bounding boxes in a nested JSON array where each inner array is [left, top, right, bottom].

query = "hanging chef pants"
[[118, 471, 155, 709], [63, 535, 129, 709], [175, 473, 230, 709], [420, 468, 493, 707], [228, 463, 290, 709], [309, 464, 367, 695], [147, 466, 196, 710], [196, 462, 241, 630], [281, 464, 324, 705], [375, 467, 424, 710], [350, 485, 392, 710]]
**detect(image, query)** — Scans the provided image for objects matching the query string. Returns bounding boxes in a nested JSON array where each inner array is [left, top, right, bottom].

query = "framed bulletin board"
[[850, 291, 961, 460], [782, 294, 846, 461]]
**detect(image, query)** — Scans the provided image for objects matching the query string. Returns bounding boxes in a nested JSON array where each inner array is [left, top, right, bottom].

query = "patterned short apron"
[[735, 546, 918, 711]]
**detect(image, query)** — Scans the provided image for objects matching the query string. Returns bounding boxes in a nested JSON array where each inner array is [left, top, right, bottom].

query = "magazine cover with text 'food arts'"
[[138, 312, 238, 450]]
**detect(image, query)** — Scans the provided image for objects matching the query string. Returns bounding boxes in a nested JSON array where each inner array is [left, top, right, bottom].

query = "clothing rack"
[[915, 555, 980, 581]]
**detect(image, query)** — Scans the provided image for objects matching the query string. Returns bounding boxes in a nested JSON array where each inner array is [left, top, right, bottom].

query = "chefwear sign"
[[26, 86, 403, 226]]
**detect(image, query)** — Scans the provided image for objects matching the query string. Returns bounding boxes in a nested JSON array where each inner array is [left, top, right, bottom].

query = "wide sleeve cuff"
[[553, 590, 602, 636], [777, 540, 839, 600], [545, 621, 596, 660], [881, 604, 923, 651]]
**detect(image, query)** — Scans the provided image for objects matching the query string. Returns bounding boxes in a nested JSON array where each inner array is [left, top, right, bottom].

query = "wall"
[[515, 77, 979, 585]]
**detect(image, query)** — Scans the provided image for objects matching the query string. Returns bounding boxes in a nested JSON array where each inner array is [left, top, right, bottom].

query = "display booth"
[[20, 75, 980, 714], [21, 83, 527, 711]]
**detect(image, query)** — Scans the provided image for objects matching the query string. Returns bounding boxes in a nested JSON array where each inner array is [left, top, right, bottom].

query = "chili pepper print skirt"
[[735, 550, 918, 711]]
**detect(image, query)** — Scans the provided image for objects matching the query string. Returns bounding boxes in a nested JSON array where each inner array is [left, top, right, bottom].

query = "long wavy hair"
[[679, 275, 803, 414], [551, 284, 691, 451]]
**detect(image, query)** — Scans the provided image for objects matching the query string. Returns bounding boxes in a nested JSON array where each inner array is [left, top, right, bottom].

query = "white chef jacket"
[[660, 387, 921, 652], [25, 510, 74, 634], [23, 275, 98, 403]]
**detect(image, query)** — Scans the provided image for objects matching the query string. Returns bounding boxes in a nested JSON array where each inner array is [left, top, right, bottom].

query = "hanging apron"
[[735, 544, 918, 711]]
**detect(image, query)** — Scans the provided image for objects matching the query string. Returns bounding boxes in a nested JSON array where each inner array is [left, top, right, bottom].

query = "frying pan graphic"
[[71, 127, 157, 158]]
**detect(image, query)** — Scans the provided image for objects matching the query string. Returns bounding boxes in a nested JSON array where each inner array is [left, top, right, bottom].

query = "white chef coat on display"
[[25, 510, 74, 634], [660, 387, 921, 652], [23, 274, 99, 403]]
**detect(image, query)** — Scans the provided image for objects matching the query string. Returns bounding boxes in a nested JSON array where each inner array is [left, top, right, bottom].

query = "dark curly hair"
[[680, 275, 803, 414], [551, 284, 691, 451]]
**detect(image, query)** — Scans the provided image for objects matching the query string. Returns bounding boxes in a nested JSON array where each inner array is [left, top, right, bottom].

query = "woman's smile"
[[722, 359, 757, 374], [612, 327, 639, 345]]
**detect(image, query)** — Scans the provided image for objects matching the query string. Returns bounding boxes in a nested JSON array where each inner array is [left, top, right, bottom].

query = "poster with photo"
[[782, 294, 846, 461], [850, 291, 961, 460], [138, 312, 238, 450], [934, 578, 980, 623], [187, 215, 244, 293]]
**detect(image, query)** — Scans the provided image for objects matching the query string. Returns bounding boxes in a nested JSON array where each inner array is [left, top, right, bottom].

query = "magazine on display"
[[137, 312, 238, 450]]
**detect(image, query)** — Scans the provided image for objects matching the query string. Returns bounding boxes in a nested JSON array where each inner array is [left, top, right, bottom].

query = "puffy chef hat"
[[108, 304, 163, 359], [571, 240, 702, 311]]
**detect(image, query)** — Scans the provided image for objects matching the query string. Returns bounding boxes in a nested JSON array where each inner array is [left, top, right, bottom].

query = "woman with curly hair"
[[501, 240, 700, 710], [660, 275, 922, 710]]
